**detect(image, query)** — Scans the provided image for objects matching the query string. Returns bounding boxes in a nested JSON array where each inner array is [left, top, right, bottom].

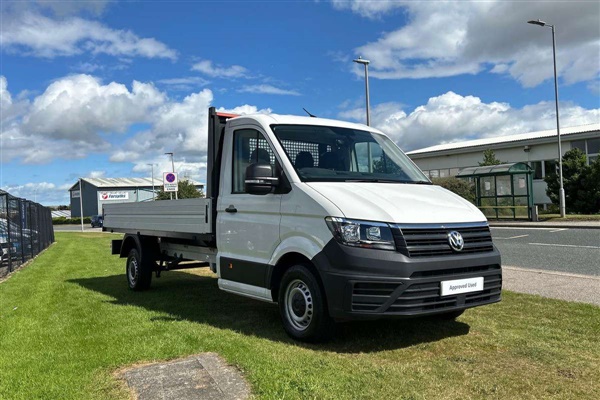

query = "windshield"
[[271, 124, 430, 183]]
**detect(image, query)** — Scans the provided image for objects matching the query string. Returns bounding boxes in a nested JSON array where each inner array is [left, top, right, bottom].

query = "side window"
[[232, 129, 276, 193]]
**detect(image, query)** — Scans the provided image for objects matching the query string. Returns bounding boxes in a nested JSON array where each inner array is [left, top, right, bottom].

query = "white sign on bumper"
[[441, 277, 484, 297]]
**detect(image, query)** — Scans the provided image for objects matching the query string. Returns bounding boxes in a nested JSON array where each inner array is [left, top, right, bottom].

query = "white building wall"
[[410, 140, 580, 206]]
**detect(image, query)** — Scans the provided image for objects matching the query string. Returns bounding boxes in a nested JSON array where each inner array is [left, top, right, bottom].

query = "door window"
[[232, 129, 276, 193]]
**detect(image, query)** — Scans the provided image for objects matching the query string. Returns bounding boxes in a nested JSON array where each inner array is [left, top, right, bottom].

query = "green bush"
[[52, 217, 91, 225], [545, 149, 600, 214], [431, 177, 476, 204]]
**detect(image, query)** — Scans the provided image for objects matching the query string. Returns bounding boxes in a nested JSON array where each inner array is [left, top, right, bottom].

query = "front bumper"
[[312, 240, 502, 320]]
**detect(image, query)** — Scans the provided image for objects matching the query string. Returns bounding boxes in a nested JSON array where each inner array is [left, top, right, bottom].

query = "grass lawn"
[[538, 214, 600, 222], [1, 232, 599, 399]]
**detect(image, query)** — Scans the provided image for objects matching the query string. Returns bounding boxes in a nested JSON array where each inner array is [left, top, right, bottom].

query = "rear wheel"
[[278, 265, 334, 342], [126, 248, 152, 291]]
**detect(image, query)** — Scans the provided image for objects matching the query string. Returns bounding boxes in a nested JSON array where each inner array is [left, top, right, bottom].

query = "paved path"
[[120, 353, 250, 400], [503, 266, 600, 306]]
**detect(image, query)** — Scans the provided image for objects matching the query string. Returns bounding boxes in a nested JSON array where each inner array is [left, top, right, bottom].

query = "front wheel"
[[126, 248, 152, 291], [278, 265, 335, 342]]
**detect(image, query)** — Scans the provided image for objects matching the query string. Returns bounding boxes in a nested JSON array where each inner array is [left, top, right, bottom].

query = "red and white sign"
[[98, 191, 129, 201], [163, 172, 178, 192]]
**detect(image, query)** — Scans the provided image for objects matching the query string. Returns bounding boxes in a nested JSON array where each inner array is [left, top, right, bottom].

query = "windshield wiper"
[[345, 179, 433, 184]]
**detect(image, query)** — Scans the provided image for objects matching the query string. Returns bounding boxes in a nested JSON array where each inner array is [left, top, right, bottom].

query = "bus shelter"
[[457, 162, 534, 220]]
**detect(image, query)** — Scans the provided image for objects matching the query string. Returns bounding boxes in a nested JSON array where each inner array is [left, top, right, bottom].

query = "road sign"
[[163, 172, 178, 192]]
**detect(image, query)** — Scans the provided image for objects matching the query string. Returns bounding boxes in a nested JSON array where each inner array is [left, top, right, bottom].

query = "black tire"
[[432, 310, 465, 320], [126, 248, 153, 291], [278, 264, 335, 342]]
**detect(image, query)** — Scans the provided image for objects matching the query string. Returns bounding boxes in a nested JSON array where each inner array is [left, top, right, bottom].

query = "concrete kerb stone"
[[502, 266, 600, 306], [118, 353, 250, 400], [489, 221, 600, 229]]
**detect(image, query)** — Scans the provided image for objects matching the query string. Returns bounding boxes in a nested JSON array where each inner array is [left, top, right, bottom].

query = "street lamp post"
[[353, 56, 371, 126], [147, 163, 155, 201], [165, 152, 177, 200], [78, 178, 84, 232], [528, 19, 565, 217]]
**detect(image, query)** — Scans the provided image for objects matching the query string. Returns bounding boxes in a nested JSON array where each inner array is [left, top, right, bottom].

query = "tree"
[[155, 179, 204, 200], [544, 149, 600, 214], [479, 149, 503, 166], [431, 177, 476, 204]]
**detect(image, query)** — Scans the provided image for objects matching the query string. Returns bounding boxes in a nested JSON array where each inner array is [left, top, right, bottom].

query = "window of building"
[[439, 169, 449, 178], [587, 138, 599, 155], [429, 169, 439, 178], [570, 138, 599, 165], [530, 161, 542, 180], [544, 160, 557, 177], [449, 168, 460, 176], [571, 140, 586, 152]]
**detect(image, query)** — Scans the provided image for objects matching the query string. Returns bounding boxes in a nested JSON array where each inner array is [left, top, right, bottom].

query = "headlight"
[[325, 217, 395, 251]]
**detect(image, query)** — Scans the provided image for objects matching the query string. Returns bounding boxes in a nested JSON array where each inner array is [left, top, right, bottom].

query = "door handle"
[[225, 205, 237, 213]]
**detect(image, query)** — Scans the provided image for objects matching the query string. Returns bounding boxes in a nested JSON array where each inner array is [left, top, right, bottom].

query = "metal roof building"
[[69, 177, 204, 217], [407, 123, 600, 206]]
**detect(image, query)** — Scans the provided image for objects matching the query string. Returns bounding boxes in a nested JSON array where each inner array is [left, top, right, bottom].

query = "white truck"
[[104, 107, 502, 342]]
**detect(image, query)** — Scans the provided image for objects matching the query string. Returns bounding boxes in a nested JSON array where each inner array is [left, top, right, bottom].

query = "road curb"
[[503, 266, 600, 280], [490, 222, 600, 229], [502, 266, 600, 306]]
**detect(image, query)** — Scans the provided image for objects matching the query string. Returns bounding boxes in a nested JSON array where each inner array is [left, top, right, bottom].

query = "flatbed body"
[[104, 197, 212, 240]]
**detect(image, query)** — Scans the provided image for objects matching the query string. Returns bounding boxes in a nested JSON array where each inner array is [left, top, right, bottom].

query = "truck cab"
[[105, 108, 501, 342]]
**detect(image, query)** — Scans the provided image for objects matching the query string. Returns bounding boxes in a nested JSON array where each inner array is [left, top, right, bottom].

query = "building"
[[69, 177, 204, 217], [407, 123, 600, 206]]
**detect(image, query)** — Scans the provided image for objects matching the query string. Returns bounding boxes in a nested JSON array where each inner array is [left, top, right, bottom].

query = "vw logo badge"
[[447, 231, 464, 252]]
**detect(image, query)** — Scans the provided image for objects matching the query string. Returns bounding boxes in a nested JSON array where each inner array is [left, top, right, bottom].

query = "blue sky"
[[1, 0, 599, 205]]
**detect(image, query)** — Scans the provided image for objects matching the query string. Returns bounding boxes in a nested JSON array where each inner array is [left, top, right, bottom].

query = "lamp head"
[[527, 19, 546, 27], [353, 56, 370, 65]]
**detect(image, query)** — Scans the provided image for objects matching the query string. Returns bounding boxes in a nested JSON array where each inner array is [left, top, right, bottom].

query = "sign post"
[[163, 172, 178, 199]]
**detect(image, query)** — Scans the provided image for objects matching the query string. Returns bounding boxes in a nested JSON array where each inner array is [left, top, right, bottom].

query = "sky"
[[1, 0, 599, 205]]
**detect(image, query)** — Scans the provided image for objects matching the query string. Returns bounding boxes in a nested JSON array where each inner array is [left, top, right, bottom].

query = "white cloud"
[[157, 77, 210, 91], [109, 89, 214, 164], [217, 105, 272, 115], [330, 0, 403, 19], [0, 12, 178, 60], [191, 60, 249, 78], [333, 1, 599, 88], [23, 74, 166, 140], [340, 92, 600, 151], [238, 84, 300, 96], [1, 181, 63, 204], [88, 170, 106, 179], [1, 74, 166, 164], [34, 0, 113, 16]]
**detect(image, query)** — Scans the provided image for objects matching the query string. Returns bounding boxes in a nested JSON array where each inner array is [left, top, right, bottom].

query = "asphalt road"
[[491, 227, 600, 276], [53, 224, 102, 232]]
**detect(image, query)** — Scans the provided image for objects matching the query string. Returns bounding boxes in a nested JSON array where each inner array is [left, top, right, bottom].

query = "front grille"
[[351, 270, 502, 314], [392, 224, 494, 258]]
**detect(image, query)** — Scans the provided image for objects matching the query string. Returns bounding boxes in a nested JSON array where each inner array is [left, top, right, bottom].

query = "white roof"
[[407, 123, 600, 156], [229, 113, 383, 134], [69, 177, 204, 191]]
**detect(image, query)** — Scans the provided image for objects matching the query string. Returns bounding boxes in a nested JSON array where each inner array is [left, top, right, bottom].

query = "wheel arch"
[[119, 234, 158, 261], [269, 252, 327, 304]]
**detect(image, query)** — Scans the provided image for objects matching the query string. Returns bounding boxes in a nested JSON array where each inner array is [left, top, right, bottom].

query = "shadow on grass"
[[70, 270, 470, 353]]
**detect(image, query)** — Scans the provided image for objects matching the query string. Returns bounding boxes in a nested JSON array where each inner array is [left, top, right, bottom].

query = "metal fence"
[[0, 190, 54, 277]]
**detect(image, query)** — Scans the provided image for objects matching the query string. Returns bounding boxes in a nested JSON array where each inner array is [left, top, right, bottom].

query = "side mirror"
[[245, 163, 279, 195]]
